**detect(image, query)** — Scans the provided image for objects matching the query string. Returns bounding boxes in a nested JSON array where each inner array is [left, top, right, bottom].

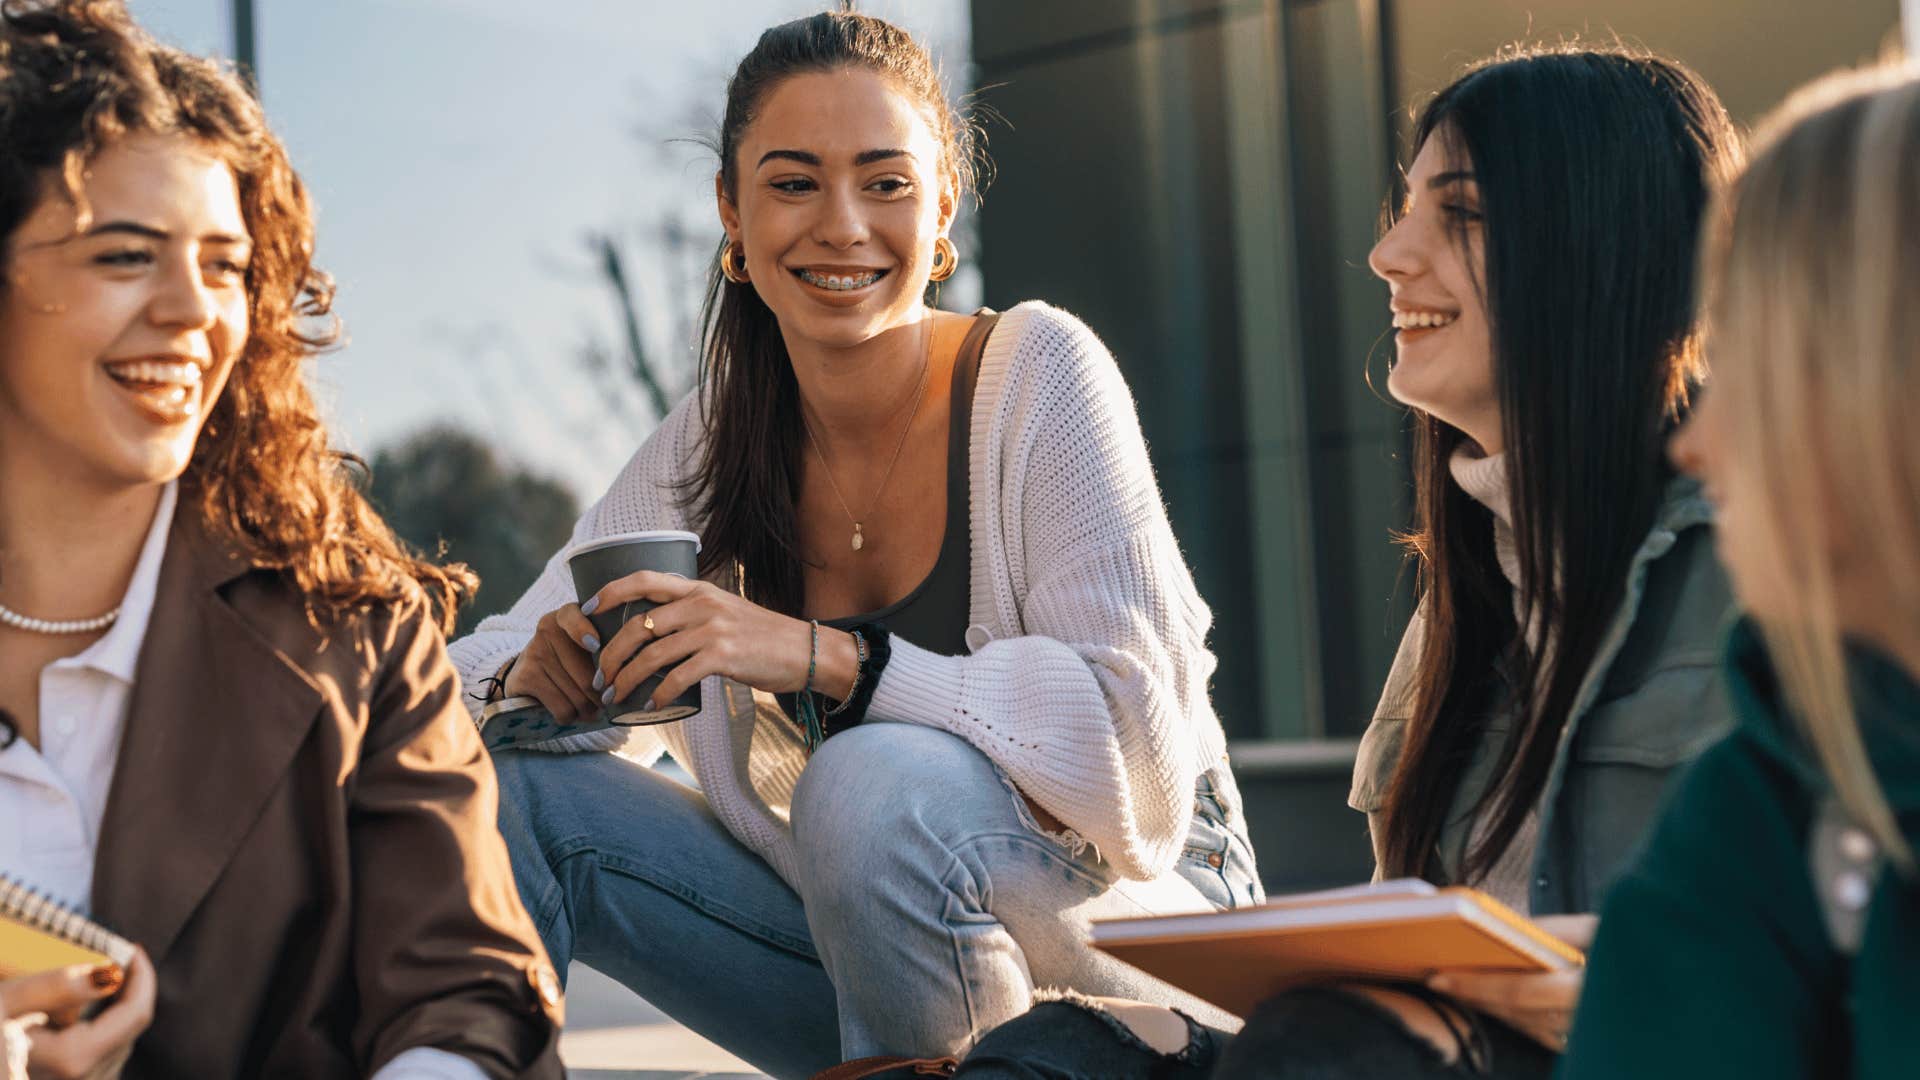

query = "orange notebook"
[[1090, 879, 1584, 1018], [0, 875, 137, 979]]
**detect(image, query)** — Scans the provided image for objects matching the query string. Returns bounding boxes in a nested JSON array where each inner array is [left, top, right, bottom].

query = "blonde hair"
[[1702, 63, 1920, 869]]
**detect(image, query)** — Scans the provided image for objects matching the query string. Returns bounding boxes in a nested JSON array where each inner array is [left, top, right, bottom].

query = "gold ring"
[[642, 614, 656, 633]]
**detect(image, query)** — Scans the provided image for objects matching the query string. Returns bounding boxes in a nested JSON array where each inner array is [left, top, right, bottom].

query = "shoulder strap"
[[957, 308, 1000, 373], [1808, 795, 1887, 956]]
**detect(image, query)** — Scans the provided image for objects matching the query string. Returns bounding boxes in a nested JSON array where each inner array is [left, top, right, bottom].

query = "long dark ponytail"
[[1380, 46, 1742, 882], [682, 12, 979, 615]]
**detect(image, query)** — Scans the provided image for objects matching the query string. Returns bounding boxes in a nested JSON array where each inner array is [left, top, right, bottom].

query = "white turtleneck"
[[1447, 445, 1543, 914], [1449, 446, 1520, 586]]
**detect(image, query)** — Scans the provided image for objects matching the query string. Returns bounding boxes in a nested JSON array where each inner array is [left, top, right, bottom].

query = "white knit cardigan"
[[449, 301, 1228, 887]]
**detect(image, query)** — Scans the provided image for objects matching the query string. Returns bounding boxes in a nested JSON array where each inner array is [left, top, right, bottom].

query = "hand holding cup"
[[501, 602, 602, 723], [565, 532, 705, 724], [503, 530, 705, 725], [587, 570, 859, 709]]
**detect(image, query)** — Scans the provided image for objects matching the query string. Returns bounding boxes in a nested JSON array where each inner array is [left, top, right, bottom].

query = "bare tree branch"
[[590, 231, 675, 420]]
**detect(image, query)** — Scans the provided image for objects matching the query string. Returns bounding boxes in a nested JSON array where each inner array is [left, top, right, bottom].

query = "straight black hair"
[[1380, 45, 1743, 882], [681, 12, 979, 613]]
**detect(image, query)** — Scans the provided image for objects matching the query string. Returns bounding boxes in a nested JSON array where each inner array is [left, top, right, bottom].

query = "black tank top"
[[780, 312, 997, 718]]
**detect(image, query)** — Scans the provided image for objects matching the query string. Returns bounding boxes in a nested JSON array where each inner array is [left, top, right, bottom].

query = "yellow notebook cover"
[[1091, 879, 1584, 1019], [0, 876, 136, 979]]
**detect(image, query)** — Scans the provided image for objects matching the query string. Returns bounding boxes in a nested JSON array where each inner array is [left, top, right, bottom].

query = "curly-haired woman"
[[0, 2, 563, 1076]]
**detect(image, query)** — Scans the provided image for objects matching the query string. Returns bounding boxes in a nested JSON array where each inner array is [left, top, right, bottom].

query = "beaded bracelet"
[[795, 619, 827, 751]]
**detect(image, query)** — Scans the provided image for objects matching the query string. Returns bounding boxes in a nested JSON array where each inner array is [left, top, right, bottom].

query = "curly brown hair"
[[0, 0, 474, 633]]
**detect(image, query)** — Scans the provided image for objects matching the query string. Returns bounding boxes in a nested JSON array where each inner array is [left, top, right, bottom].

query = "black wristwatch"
[[822, 622, 892, 739]]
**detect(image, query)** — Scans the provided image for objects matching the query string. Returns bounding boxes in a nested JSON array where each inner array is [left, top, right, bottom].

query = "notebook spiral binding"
[[0, 873, 136, 968]]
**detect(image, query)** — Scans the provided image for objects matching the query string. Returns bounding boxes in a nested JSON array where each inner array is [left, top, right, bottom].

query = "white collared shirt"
[[0, 481, 177, 911], [0, 482, 483, 1080]]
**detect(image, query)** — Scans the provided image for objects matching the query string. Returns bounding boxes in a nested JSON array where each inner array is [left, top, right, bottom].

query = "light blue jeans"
[[493, 722, 1262, 1079]]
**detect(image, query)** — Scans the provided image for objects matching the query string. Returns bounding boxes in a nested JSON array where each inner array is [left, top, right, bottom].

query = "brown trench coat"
[[86, 510, 564, 1078]]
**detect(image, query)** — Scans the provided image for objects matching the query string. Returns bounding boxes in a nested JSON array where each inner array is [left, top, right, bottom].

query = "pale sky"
[[130, 0, 975, 500]]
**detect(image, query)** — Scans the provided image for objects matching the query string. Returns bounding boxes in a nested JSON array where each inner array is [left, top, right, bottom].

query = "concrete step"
[[1229, 738, 1374, 893], [562, 963, 768, 1079]]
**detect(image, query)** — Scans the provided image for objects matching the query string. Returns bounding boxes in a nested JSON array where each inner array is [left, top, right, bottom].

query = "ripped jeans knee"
[[956, 994, 1227, 1079]]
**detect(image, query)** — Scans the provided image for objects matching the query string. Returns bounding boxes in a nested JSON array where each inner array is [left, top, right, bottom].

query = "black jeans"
[[956, 998, 1228, 1080], [955, 986, 1556, 1079]]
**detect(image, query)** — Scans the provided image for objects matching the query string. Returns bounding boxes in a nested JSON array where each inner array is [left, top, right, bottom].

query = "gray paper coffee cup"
[[565, 530, 702, 725]]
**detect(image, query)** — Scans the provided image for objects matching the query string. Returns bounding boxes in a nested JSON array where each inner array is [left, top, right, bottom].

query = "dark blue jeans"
[[956, 986, 1556, 1079]]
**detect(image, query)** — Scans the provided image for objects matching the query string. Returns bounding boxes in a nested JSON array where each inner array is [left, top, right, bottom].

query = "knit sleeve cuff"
[[867, 637, 968, 725]]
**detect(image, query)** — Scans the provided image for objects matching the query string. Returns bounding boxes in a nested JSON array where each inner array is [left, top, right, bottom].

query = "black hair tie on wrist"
[[822, 622, 891, 740], [472, 655, 517, 704]]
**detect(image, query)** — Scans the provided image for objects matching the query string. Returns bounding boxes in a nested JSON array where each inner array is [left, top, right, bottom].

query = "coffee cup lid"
[[564, 530, 703, 561]]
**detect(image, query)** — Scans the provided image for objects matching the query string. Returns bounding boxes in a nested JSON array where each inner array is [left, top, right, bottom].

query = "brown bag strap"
[[810, 1055, 958, 1080], [956, 308, 1000, 369]]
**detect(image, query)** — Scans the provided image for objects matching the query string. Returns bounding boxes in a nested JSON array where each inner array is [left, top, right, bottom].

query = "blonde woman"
[[1562, 65, 1920, 1076]]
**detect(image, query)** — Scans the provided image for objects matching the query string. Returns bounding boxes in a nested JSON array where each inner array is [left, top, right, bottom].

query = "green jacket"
[[1561, 620, 1920, 1078], [1350, 478, 1737, 913]]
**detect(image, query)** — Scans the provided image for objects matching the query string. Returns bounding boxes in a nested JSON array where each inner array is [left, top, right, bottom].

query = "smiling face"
[[1369, 129, 1501, 453], [0, 132, 251, 493], [717, 66, 956, 351]]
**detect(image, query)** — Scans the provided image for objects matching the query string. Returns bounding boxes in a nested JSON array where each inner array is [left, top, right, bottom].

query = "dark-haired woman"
[[957, 44, 1742, 1080], [0, 2, 562, 1076], [448, 11, 1257, 1077]]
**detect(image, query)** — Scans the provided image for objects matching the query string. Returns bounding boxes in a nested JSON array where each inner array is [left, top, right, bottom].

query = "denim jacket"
[[1349, 478, 1736, 914]]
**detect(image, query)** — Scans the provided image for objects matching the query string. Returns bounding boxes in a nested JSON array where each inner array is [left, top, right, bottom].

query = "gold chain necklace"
[[800, 316, 933, 553]]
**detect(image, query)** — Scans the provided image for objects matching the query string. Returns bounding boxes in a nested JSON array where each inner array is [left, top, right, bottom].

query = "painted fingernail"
[[91, 964, 124, 994], [580, 597, 601, 616], [582, 633, 600, 652], [592, 670, 605, 692], [601, 686, 616, 705]]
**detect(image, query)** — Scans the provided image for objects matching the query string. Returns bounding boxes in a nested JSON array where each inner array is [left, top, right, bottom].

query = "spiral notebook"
[[0, 875, 137, 977]]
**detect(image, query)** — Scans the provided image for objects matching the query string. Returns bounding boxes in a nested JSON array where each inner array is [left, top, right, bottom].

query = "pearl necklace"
[[0, 601, 121, 635]]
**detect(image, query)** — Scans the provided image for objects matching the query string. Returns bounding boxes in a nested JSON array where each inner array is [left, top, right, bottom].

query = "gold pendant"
[[851, 523, 865, 551]]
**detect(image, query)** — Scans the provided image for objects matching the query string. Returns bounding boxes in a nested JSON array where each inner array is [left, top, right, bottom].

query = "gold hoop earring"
[[720, 239, 751, 284], [929, 236, 958, 282]]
